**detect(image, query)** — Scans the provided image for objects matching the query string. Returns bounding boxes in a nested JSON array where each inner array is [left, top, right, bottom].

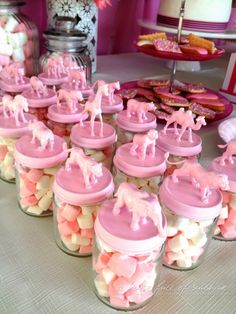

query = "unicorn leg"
[[99, 113, 103, 137]]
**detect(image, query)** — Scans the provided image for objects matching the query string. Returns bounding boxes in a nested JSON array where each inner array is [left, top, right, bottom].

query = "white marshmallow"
[[43, 166, 60, 176], [182, 222, 200, 239], [101, 268, 116, 285], [27, 206, 43, 215], [77, 213, 93, 229], [229, 198, 236, 210], [173, 217, 190, 231], [3, 153, 13, 167], [35, 188, 48, 200], [191, 231, 208, 247], [219, 205, 229, 219], [199, 219, 214, 228], [182, 245, 202, 257], [71, 233, 90, 246], [36, 175, 50, 190], [38, 194, 52, 212], [4, 16, 19, 32], [168, 251, 184, 261], [141, 268, 157, 291], [94, 275, 109, 297], [46, 190, 53, 198], [12, 47, 25, 62], [61, 236, 79, 251], [166, 225, 178, 237], [168, 234, 189, 252], [96, 237, 114, 253], [8, 32, 27, 48], [176, 257, 192, 268], [0, 27, 7, 43], [92, 151, 106, 162], [81, 205, 96, 215], [214, 226, 221, 235]]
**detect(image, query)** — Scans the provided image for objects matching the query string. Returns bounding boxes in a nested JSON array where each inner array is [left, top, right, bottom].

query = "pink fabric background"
[[22, 0, 160, 55]]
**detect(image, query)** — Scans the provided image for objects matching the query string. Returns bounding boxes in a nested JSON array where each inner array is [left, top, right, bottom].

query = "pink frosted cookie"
[[186, 92, 219, 101], [153, 38, 182, 53], [180, 45, 208, 55]]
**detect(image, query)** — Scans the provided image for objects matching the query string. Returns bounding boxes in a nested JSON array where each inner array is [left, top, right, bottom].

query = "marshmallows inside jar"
[[93, 182, 167, 310]]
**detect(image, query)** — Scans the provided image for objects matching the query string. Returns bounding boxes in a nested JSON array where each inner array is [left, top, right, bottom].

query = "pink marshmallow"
[[57, 207, 66, 223], [21, 195, 38, 207], [26, 168, 43, 183], [95, 252, 112, 272], [125, 288, 153, 304], [79, 245, 92, 254], [108, 283, 125, 300], [0, 145, 8, 161], [222, 191, 232, 204], [58, 220, 80, 237], [129, 263, 156, 287], [217, 218, 225, 226], [80, 228, 94, 239], [22, 177, 36, 194], [13, 22, 27, 33], [228, 208, 236, 223], [112, 277, 132, 294], [0, 55, 10, 66], [220, 223, 236, 239], [108, 253, 137, 279], [109, 297, 129, 308], [61, 204, 80, 221]]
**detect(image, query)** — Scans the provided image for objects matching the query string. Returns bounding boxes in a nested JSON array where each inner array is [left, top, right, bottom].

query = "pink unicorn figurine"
[[130, 129, 158, 160], [171, 159, 230, 202], [65, 147, 103, 189], [30, 76, 48, 97], [113, 182, 165, 235], [93, 80, 120, 104], [3, 95, 29, 126], [162, 108, 206, 142], [80, 84, 109, 136], [29, 121, 54, 150], [57, 89, 83, 113], [218, 140, 236, 165], [126, 99, 156, 123], [68, 67, 87, 89], [63, 53, 78, 72], [1, 62, 25, 84], [46, 56, 65, 78]]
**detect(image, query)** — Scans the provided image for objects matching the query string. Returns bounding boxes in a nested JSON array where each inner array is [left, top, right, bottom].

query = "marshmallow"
[[61, 236, 80, 252], [71, 233, 90, 246], [43, 166, 60, 176], [182, 222, 200, 239], [0, 27, 7, 44], [101, 268, 116, 285], [77, 213, 93, 229], [108, 253, 137, 279], [94, 275, 109, 298], [168, 234, 189, 252], [229, 198, 236, 210], [8, 32, 28, 48], [36, 175, 50, 190], [4, 16, 19, 32], [12, 47, 25, 62], [38, 194, 52, 212], [27, 205, 43, 215], [176, 257, 192, 268], [219, 205, 229, 219], [191, 231, 208, 247]]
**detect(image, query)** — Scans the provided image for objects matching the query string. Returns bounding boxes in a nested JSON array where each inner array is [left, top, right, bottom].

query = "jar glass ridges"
[[0, 0, 39, 76]]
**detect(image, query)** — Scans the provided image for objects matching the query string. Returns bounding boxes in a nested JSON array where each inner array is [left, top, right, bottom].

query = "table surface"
[[1, 53, 236, 314]]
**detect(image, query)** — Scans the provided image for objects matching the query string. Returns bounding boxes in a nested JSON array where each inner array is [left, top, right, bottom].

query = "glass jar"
[[0, 106, 34, 183], [47, 97, 88, 145], [116, 110, 157, 147], [156, 127, 202, 176], [0, 0, 39, 76], [14, 130, 68, 216], [101, 91, 123, 129], [210, 155, 236, 241], [53, 149, 114, 256], [93, 183, 167, 310], [39, 16, 91, 90], [159, 174, 222, 270], [70, 121, 116, 170], [113, 135, 167, 193]]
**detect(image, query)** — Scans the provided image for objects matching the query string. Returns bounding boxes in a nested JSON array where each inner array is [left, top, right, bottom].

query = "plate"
[[119, 80, 233, 123], [136, 44, 225, 61]]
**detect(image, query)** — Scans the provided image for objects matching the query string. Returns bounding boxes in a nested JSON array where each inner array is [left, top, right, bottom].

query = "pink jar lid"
[[156, 128, 202, 157], [53, 165, 114, 206], [61, 82, 93, 98], [101, 95, 124, 114], [47, 103, 89, 124], [14, 135, 68, 169], [0, 113, 35, 138], [0, 77, 31, 93], [95, 199, 166, 255], [116, 110, 157, 132], [70, 121, 116, 149], [211, 157, 236, 193], [159, 176, 222, 220], [114, 143, 166, 177], [38, 73, 68, 86], [22, 88, 57, 108]]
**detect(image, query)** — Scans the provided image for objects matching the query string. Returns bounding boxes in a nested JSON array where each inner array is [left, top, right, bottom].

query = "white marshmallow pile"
[[16, 165, 60, 216], [56, 200, 99, 255], [0, 136, 16, 182], [93, 236, 162, 309], [114, 168, 162, 194], [80, 146, 115, 170], [163, 210, 215, 269]]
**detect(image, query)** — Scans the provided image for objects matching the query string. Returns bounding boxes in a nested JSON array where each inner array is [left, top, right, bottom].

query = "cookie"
[[189, 103, 216, 119], [180, 45, 208, 55], [161, 97, 189, 107], [136, 87, 157, 101], [155, 110, 170, 120], [149, 79, 170, 87], [175, 83, 206, 94], [193, 99, 225, 112], [116, 88, 137, 99], [159, 103, 176, 114], [153, 87, 181, 97], [153, 39, 182, 53], [137, 80, 152, 89], [186, 92, 219, 100], [139, 32, 167, 41]]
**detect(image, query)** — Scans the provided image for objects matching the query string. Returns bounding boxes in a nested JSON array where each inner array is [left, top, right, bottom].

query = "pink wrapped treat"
[[22, 76, 57, 123], [53, 147, 114, 256], [157, 108, 206, 176], [116, 99, 157, 147], [159, 159, 226, 270], [93, 182, 167, 310], [14, 121, 68, 216], [210, 144, 236, 240], [113, 129, 167, 194], [70, 84, 116, 170], [0, 94, 35, 182]]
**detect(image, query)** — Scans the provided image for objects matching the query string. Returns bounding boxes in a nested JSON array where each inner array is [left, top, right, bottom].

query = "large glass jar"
[[0, 0, 39, 76], [159, 173, 222, 270], [156, 127, 202, 176], [116, 110, 157, 147], [14, 129, 68, 216], [0, 103, 34, 183], [70, 121, 116, 170], [53, 148, 114, 256], [39, 16, 91, 90], [113, 133, 167, 194], [93, 182, 167, 310], [210, 155, 236, 241]]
